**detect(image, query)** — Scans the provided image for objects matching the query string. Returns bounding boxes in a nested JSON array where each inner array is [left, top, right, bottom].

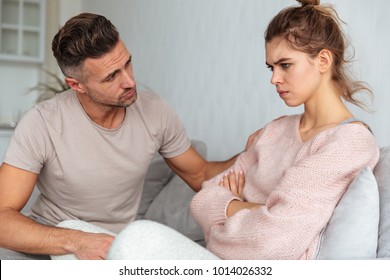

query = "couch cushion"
[[144, 175, 205, 243], [136, 152, 175, 220], [136, 140, 206, 220], [142, 140, 207, 244], [316, 167, 379, 259], [374, 146, 390, 258]]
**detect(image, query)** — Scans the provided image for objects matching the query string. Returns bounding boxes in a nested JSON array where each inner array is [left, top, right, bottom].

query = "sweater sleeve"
[[190, 131, 262, 241], [190, 125, 379, 259]]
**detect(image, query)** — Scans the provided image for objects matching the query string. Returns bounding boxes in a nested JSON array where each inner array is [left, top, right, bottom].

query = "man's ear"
[[65, 77, 86, 93], [317, 49, 333, 74]]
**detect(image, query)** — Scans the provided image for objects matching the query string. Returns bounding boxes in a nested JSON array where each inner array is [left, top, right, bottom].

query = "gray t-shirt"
[[4, 90, 190, 233]]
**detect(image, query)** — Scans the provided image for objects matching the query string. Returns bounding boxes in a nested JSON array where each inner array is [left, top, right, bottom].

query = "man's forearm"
[[205, 153, 240, 181], [0, 208, 79, 255], [0, 208, 115, 259]]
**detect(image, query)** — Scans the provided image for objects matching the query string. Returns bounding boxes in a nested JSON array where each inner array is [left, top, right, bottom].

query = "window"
[[0, 0, 46, 63]]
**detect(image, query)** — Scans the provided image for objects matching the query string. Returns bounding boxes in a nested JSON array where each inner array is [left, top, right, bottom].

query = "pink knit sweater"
[[190, 114, 380, 259]]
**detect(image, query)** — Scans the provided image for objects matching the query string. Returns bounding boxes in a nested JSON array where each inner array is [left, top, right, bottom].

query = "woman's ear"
[[65, 77, 86, 93], [317, 49, 333, 74]]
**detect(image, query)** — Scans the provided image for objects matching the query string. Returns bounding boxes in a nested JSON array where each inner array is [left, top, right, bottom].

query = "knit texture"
[[190, 114, 380, 259]]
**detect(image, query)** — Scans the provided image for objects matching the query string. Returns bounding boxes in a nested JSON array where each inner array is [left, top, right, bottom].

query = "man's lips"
[[123, 88, 135, 99]]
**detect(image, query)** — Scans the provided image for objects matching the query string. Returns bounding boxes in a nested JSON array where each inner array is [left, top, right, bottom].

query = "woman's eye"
[[281, 63, 290, 69], [266, 65, 274, 72]]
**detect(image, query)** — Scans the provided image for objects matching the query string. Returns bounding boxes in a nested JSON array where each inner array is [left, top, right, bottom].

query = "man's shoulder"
[[37, 90, 80, 120], [133, 90, 173, 115], [136, 90, 164, 105], [18, 90, 78, 133], [34, 90, 74, 111]]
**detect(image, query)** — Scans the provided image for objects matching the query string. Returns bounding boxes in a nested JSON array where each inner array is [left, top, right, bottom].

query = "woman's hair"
[[52, 13, 119, 80], [265, 0, 372, 109]]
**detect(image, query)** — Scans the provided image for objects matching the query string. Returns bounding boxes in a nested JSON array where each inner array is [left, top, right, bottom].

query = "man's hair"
[[52, 13, 119, 79]]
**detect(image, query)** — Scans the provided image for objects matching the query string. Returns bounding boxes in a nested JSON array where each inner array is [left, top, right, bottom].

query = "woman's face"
[[265, 37, 322, 107]]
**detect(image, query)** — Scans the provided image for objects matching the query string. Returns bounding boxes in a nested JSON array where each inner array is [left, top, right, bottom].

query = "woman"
[[190, 0, 379, 259]]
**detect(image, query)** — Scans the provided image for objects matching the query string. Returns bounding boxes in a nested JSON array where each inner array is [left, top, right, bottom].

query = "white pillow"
[[51, 220, 117, 260], [373, 146, 390, 258], [316, 167, 379, 259]]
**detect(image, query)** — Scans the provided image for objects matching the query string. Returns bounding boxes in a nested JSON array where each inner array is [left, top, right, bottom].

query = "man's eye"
[[106, 73, 117, 82]]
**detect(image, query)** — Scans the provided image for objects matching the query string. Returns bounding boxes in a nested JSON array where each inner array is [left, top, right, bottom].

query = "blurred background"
[[1, 0, 389, 161]]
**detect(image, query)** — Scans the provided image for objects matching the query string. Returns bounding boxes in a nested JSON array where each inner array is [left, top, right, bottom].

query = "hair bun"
[[297, 0, 320, 6]]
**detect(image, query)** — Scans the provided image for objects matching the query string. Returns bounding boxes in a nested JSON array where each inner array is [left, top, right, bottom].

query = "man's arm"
[[164, 146, 238, 192], [165, 130, 262, 192], [0, 163, 114, 259]]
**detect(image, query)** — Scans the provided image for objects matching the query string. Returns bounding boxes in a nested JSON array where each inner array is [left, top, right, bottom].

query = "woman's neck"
[[299, 86, 354, 142]]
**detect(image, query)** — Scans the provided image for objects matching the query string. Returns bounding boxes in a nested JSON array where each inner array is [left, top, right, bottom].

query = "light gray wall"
[[81, 0, 390, 160], [2, 0, 381, 161], [0, 62, 39, 124]]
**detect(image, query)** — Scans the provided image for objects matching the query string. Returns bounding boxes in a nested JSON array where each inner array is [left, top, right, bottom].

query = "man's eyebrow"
[[103, 69, 120, 82], [126, 55, 132, 64], [102, 55, 132, 82]]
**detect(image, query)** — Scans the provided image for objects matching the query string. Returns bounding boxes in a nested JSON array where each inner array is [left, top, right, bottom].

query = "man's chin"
[[123, 95, 137, 107]]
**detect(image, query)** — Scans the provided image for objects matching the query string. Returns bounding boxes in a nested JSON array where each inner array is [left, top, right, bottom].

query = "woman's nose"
[[270, 69, 282, 85]]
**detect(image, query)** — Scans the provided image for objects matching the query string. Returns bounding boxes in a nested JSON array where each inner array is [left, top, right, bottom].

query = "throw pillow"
[[143, 140, 207, 245], [374, 146, 390, 258], [51, 220, 117, 260], [144, 175, 205, 244], [316, 167, 379, 259], [136, 152, 174, 220]]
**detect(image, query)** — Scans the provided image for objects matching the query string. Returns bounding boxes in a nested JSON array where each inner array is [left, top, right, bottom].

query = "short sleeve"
[[3, 107, 53, 174], [158, 98, 191, 158]]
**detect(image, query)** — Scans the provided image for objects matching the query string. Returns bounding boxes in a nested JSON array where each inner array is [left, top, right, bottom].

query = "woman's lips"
[[277, 89, 288, 97]]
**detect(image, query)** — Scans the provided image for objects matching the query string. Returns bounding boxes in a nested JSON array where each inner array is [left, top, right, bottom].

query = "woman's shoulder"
[[252, 114, 301, 145], [266, 114, 301, 127], [314, 122, 379, 166], [262, 114, 301, 135], [329, 121, 377, 143]]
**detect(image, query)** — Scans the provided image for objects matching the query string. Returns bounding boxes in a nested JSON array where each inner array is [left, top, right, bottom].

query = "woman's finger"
[[223, 174, 230, 190], [229, 170, 239, 195], [237, 170, 245, 199]]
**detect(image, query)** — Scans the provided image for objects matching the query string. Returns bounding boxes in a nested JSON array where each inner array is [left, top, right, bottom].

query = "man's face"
[[78, 39, 137, 109]]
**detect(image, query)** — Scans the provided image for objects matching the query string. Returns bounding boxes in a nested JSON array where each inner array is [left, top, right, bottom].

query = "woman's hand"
[[218, 170, 262, 217], [219, 170, 245, 199], [226, 200, 261, 218]]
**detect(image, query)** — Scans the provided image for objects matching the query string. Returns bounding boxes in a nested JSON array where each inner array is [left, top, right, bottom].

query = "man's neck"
[[76, 92, 126, 129]]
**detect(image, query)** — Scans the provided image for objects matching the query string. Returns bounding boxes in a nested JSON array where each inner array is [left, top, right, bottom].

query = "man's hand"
[[70, 231, 115, 260], [244, 129, 262, 151]]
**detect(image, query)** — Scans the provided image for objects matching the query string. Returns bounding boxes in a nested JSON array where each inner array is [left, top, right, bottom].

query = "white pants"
[[52, 220, 219, 260]]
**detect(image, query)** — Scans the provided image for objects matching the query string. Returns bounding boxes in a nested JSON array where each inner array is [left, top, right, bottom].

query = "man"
[[0, 13, 251, 260]]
